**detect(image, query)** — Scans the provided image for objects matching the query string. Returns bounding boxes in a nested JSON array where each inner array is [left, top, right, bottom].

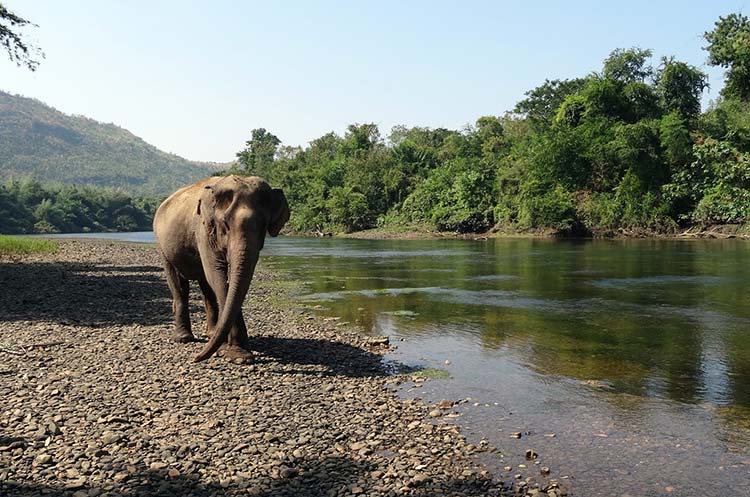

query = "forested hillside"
[[237, 14, 750, 236], [0, 91, 220, 196]]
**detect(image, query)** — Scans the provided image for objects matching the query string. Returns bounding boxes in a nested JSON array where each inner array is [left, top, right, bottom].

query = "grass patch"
[[0, 235, 59, 255]]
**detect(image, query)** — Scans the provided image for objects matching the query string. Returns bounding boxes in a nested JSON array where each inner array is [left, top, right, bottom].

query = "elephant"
[[153, 175, 290, 363]]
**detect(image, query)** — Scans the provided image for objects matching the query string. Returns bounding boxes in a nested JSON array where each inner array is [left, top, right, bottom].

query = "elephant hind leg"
[[161, 256, 195, 343]]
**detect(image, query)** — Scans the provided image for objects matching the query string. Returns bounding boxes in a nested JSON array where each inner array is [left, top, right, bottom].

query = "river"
[[35, 232, 750, 496]]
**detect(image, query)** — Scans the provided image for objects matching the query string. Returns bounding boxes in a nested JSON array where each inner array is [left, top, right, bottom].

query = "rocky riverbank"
[[0, 240, 537, 497]]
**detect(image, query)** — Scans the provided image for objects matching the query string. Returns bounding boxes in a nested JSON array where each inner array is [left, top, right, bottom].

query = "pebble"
[[0, 241, 501, 497], [280, 467, 299, 478], [100, 431, 120, 445], [34, 454, 53, 466]]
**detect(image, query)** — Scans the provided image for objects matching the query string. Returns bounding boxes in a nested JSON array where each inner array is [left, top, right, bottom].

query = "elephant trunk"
[[193, 241, 258, 362]]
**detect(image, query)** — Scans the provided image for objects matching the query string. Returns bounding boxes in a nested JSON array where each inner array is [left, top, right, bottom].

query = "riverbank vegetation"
[[233, 13, 750, 236], [0, 234, 57, 254], [0, 179, 157, 234]]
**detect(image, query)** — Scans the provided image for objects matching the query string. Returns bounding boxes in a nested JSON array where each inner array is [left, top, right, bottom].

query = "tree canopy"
[[0, 180, 157, 234], [230, 14, 750, 236], [704, 13, 750, 101]]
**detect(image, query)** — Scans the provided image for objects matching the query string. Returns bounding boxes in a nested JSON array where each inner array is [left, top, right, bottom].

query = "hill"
[[0, 91, 223, 196]]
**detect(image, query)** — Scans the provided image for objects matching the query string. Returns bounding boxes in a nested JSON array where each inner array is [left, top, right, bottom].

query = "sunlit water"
[[39, 233, 750, 495]]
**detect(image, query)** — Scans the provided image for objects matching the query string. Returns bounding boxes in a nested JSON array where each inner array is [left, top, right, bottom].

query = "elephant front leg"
[[210, 314, 252, 363], [161, 257, 196, 343], [218, 315, 253, 364], [230, 313, 251, 349], [198, 278, 219, 339], [199, 256, 253, 364]]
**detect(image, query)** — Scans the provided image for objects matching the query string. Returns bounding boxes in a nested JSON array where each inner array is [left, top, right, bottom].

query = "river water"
[[37, 233, 750, 496]]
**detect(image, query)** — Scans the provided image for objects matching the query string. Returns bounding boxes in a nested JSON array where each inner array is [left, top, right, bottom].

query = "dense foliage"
[[232, 13, 750, 235], [0, 179, 157, 234], [0, 91, 221, 197]]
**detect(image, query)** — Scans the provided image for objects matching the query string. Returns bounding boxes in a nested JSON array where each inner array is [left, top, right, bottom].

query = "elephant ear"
[[267, 188, 290, 237], [197, 185, 220, 249]]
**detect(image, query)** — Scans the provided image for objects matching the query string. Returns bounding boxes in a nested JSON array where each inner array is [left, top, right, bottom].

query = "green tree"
[[657, 57, 709, 118], [514, 78, 588, 124], [602, 48, 653, 84], [704, 13, 750, 100], [236, 128, 281, 178], [0, 2, 43, 70]]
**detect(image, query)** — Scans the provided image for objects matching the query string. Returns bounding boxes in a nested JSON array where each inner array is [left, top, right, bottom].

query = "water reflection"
[[266, 237, 750, 411], [265, 237, 750, 495]]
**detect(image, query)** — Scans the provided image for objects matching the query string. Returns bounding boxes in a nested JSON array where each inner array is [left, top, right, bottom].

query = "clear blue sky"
[[2, 1, 745, 162]]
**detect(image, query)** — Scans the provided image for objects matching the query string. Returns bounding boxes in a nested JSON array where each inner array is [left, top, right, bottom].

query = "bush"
[[518, 184, 576, 231], [326, 187, 372, 232]]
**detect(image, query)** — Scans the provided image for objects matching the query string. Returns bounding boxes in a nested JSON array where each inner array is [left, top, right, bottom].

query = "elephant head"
[[193, 175, 289, 362]]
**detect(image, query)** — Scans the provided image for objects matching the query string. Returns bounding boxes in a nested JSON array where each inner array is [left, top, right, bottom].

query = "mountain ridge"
[[0, 90, 227, 196]]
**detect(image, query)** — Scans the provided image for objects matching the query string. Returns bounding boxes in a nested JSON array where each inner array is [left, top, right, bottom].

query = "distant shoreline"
[[10, 223, 750, 242], [290, 223, 750, 241]]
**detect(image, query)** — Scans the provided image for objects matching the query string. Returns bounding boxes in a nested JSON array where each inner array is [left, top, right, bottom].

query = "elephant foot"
[[217, 344, 254, 365], [172, 329, 198, 344]]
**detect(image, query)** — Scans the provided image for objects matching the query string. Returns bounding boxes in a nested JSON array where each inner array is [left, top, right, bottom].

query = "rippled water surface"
[[44, 233, 750, 495], [262, 237, 750, 497]]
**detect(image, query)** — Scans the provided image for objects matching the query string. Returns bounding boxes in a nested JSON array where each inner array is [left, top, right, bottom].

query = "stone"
[[100, 431, 120, 445], [113, 472, 129, 482], [280, 467, 299, 478], [64, 479, 86, 490], [34, 454, 53, 466], [411, 474, 430, 486]]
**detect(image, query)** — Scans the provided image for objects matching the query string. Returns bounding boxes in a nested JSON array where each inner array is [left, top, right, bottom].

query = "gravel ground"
[[0, 240, 552, 497]]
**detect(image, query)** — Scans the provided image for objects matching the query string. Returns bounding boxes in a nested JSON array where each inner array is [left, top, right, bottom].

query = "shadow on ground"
[[251, 336, 387, 377], [0, 434, 26, 446], [2, 455, 495, 497], [0, 261, 170, 327]]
